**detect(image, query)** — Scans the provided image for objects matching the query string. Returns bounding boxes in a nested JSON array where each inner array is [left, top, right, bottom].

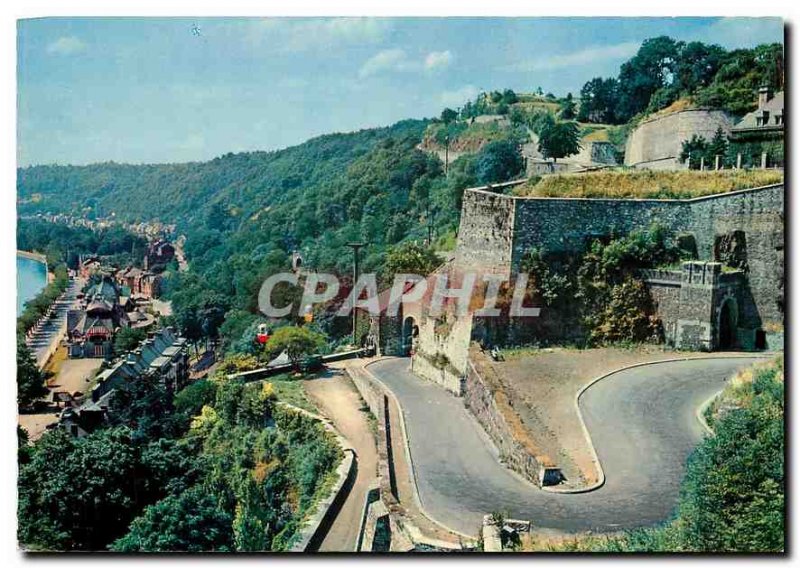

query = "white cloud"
[[358, 49, 410, 78], [424, 50, 453, 72], [439, 85, 479, 108], [359, 48, 455, 78], [245, 18, 390, 52], [700, 17, 783, 49], [46, 36, 86, 56], [507, 42, 640, 72]]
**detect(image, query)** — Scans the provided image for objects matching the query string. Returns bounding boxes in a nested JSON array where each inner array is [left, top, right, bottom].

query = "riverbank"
[[17, 249, 48, 265], [17, 253, 49, 316]]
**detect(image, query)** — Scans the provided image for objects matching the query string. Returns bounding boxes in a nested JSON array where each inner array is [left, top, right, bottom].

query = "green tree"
[[111, 486, 234, 552], [537, 120, 581, 164], [174, 379, 218, 420], [616, 36, 682, 121], [559, 92, 577, 120], [383, 242, 441, 279], [578, 77, 620, 123], [501, 89, 518, 105], [440, 107, 458, 124], [18, 427, 156, 550], [680, 134, 710, 169], [17, 341, 47, 408], [708, 126, 729, 167], [508, 105, 528, 127], [113, 326, 146, 354], [474, 140, 524, 184], [265, 326, 326, 370]]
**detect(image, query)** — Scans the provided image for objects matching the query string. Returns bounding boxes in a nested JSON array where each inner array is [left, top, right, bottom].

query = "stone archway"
[[717, 297, 738, 350], [401, 316, 419, 356]]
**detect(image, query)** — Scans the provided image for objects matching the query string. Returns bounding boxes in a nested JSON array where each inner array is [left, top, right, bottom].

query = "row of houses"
[[59, 327, 189, 437]]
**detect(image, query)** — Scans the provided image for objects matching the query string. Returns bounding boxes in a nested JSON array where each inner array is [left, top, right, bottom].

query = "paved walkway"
[[368, 356, 759, 535], [304, 371, 379, 552], [26, 278, 81, 368]]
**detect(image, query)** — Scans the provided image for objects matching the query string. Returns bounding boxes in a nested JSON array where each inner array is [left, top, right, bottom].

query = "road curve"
[[368, 356, 760, 535]]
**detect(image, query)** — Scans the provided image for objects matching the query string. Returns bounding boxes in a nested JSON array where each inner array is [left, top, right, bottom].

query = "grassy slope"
[[515, 169, 783, 200]]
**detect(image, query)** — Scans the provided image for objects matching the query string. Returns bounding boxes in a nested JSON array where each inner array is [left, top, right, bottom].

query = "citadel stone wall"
[[686, 186, 784, 326], [408, 180, 783, 498], [448, 182, 783, 354], [624, 108, 733, 168], [454, 187, 517, 277]]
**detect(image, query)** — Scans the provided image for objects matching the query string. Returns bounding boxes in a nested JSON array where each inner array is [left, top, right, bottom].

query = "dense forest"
[[17, 218, 147, 269], [18, 366, 341, 551]]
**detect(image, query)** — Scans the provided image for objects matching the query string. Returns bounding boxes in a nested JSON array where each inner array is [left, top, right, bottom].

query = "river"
[[17, 254, 48, 316]]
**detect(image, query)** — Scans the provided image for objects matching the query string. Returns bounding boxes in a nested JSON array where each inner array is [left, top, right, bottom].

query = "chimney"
[[758, 86, 771, 109]]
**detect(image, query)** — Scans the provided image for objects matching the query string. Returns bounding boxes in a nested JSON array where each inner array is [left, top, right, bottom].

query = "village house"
[[58, 327, 189, 437], [77, 256, 102, 279], [67, 275, 156, 358], [729, 87, 784, 168], [67, 277, 128, 358], [143, 239, 176, 272], [115, 265, 163, 299]]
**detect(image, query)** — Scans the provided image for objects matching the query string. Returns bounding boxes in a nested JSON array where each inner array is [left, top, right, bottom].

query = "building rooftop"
[[733, 90, 784, 132]]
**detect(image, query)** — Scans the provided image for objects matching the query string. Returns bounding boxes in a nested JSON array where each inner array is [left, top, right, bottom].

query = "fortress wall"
[[454, 189, 516, 277], [457, 184, 783, 285], [416, 184, 782, 389], [684, 185, 784, 325], [410, 307, 473, 394], [511, 197, 687, 268], [624, 109, 733, 167]]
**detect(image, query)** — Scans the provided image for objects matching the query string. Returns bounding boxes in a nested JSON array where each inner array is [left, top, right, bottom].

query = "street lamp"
[[345, 242, 367, 347]]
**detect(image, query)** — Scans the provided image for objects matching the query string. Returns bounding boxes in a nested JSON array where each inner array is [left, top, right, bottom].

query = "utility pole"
[[444, 134, 450, 175], [345, 242, 367, 346]]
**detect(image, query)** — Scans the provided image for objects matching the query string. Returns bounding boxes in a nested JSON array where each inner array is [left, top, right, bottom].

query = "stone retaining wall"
[[453, 183, 784, 338], [282, 403, 356, 553], [345, 363, 467, 551], [464, 346, 561, 486]]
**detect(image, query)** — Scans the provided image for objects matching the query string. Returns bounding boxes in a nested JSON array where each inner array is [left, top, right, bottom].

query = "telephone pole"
[[345, 242, 367, 346], [444, 134, 450, 175]]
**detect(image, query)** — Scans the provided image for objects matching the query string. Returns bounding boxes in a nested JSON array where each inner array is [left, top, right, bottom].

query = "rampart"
[[624, 108, 733, 168], [455, 183, 784, 329]]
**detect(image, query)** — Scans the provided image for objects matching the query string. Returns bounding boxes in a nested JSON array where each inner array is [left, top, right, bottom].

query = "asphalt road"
[[368, 356, 759, 535]]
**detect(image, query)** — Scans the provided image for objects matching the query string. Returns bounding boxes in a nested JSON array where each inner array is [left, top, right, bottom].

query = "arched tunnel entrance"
[[718, 298, 738, 350], [401, 316, 419, 356]]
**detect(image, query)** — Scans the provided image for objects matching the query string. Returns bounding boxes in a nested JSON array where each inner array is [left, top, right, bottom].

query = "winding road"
[[368, 356, 760, 535]]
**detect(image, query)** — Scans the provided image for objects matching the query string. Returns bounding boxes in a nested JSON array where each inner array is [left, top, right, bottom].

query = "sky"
[[17, 17, 783, 167]]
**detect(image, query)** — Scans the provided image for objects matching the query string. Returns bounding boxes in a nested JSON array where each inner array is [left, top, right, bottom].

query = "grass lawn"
[[515, 169, 783, 200], [269, 374, 317, 413]]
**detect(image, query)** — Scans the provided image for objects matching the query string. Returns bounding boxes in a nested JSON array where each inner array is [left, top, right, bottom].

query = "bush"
[[265, 326, 327, 369]]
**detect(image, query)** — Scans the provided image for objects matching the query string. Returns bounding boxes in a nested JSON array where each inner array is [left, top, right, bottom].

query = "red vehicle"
[[256, 323, 271, 345]]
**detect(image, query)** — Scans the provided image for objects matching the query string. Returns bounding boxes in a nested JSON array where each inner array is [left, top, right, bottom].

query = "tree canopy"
[[537, 120, 581, 163], [577, 38, 783, 124], [265, 326, 327, 369]]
